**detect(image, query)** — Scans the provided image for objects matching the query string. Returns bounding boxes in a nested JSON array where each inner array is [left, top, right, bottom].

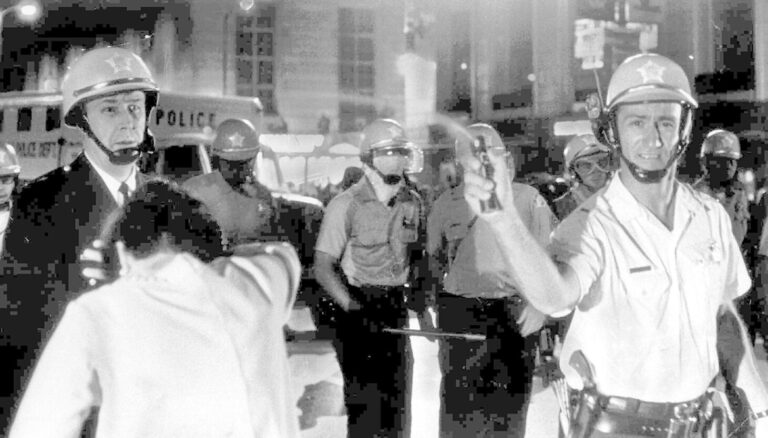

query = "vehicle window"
[[46, 107, 60, 131], [159, 145, 204, 183], [17, 107, 32, 132]]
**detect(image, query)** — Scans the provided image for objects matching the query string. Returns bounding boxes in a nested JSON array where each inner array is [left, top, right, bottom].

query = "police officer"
[[553, 133, 613, 220], [0, 46, 157, 433], [464, 53, 768, 437], [0, 143, 21, 255], [314, 118, 430, 437], [183, 117, 323, 275], [183, 118, 273, 246], [427, 123, 553, 437], [693, 129, 749, 246], [692, 133, 760, 417]]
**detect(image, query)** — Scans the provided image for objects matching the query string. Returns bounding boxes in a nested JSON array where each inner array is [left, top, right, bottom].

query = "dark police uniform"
[[0, 154, 141, 430]]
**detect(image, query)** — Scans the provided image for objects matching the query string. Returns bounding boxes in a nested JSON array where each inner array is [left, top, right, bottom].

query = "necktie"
[[118, 181, 131, 205]]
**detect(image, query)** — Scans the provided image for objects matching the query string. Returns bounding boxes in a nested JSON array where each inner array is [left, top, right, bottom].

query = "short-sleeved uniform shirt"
[[692, 178, 749, 246], [427, 182, 555, 298], [551, 175, 750, 403], [315, 176, 421, 287], [553, 185, 593, 222]]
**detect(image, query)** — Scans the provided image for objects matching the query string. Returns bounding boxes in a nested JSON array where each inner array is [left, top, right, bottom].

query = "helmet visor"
[[371, 145, 423, 174]]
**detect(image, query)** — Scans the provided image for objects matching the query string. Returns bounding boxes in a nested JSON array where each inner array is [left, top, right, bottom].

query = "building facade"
[[3, 0, 767, 178]]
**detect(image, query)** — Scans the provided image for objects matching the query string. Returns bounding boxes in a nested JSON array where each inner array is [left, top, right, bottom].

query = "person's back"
[[9, 180, 302, 438]]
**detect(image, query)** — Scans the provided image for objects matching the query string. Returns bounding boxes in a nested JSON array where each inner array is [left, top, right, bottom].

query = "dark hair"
[[101, 178, 225, 264]]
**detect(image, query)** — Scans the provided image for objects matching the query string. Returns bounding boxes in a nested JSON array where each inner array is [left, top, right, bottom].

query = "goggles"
[[371, 145, 424, 174], [573, 154, 612, 174], [0, 174, 16, 184]]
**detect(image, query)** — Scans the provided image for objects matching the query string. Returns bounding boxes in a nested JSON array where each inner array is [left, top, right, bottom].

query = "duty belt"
[[574, 390, 714, 438]]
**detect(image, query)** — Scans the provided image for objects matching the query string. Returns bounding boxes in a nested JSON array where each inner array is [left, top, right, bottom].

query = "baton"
[[383, 327, 486, 341]]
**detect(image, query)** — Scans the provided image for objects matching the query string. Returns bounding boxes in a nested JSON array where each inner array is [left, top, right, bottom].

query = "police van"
[[0, 90, 264, 183]]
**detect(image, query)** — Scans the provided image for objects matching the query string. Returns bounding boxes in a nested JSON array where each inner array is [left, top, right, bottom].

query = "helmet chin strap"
[[610, 108, 690, 185], [81, 124, 143, 166], [372, 166, 404, 185], [619, 146, 683, 184]]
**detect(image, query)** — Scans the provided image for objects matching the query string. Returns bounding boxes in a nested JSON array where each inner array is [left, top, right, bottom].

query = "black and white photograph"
[[0, 0, 767, 437]]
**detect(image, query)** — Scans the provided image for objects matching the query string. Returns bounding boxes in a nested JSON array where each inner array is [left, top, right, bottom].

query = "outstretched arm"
[[462, 152, 581, 315]]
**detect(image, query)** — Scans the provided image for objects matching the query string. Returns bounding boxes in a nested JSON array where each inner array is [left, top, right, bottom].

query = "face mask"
[[372, 154, 407, 185], [380, 173, 403, 185]]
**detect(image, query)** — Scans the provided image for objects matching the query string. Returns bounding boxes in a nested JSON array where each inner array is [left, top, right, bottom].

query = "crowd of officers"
[[0, 44, 766, 438], [313, 51, 768, 438]]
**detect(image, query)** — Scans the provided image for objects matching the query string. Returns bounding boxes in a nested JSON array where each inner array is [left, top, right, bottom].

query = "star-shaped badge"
[[228, 132, 245, 148], [105, 54, 134, 74], [637, 60, 665, 84]]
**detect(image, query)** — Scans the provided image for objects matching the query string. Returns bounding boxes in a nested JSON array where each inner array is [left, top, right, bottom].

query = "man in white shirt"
[[463, 53, 768, 437], [0, 46, 158, 434]]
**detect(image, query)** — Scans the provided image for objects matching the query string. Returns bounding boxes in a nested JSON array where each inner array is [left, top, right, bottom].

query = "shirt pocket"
[[350, 208, 389, 247], [679, 239, 724, 281], [619, 265, 674, 348], [624, 266, 671, 309]]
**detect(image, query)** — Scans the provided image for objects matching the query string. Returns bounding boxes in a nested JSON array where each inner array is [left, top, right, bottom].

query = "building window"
[[236, 5, 276, 114], [17, 107, 32, 132], [338, 7, 376, 132], [46, 107, 60, 132]]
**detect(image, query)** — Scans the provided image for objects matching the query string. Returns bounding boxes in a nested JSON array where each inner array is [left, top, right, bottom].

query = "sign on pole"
[[574, 20, 605, 70]]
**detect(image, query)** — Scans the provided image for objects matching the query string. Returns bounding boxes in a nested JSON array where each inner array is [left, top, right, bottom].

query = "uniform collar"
[[604, 173, 699, 227], [85, 150, 138, 205]]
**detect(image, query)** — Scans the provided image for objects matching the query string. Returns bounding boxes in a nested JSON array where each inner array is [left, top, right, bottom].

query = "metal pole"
[[222, 12, 229, 94], [592, 68, 604, 106], [0, 9, 8, 66], [383, 327, 486, 341]]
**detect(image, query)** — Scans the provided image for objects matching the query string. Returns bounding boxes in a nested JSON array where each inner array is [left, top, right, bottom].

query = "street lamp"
[[0, 0, 42, 60]]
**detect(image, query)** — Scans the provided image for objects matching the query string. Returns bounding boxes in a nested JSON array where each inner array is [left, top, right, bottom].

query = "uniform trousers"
[[437, 292, 536, 438], [332, 284, 411, 438]]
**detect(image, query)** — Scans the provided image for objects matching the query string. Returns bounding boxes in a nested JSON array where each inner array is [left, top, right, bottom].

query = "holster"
[[568, 389, 602, 438]]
